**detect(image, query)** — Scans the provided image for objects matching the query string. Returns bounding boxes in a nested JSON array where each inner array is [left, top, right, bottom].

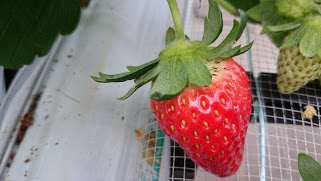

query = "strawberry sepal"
[[247, 0, 321, 46], [202, 0, 223, 45], [269, 16, 321, 57], [92, 0, 253, 101], [92, 58, 159, 83]]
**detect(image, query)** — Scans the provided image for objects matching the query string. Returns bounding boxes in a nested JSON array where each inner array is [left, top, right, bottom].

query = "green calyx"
[[92, 0, 253, 101], [275, 0, 315, 20], [247, 0, 319, 23], [159, 40, 200, 58], [269, 16, 321, 57], [306, 16, 321, 27]]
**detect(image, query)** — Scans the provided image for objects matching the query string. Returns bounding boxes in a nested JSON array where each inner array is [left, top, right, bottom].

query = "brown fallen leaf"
[[135, 128, 143, 140], [142, 148, 155, 166], [144, 131, 156, 141]]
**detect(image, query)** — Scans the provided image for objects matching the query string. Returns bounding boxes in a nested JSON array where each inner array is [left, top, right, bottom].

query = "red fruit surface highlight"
[[150, 58, 252, 177]]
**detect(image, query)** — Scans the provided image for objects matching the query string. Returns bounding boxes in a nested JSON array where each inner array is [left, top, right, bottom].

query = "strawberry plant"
[[247, 0, 321, 94], [92, 0, 253, 177]]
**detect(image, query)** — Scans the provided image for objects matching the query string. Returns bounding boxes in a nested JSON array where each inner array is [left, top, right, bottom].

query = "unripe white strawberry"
[[277, 46, 321, 94]]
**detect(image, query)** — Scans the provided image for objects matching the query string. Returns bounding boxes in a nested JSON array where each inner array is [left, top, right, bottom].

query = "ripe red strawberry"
[[151, 58, 251, 177], [92, 0, 253, 177]]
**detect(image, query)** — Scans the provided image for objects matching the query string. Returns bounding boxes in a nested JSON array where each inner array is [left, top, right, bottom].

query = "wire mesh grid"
[[135, 1, 321, 180]]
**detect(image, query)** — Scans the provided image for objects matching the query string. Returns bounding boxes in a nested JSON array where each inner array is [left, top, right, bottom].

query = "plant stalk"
[[167, 0, 185, 40], [215, 0, 238, 15]]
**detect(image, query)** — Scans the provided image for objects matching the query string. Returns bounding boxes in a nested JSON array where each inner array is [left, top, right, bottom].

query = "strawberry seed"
[[194, 131, 198, 137], [202, 101, 206, 107], [206, 135, 210, 141], [214, 110, 219, 116], [224, 118, 229, 124], [223, 136, 227, 142], [203, 121, 208, 127], [171, 125, 175, 132], [182, 120, 186, 126]]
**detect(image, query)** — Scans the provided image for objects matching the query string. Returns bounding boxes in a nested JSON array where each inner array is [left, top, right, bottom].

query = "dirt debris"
[[24, 158, 30, 163], [17, 93, 41, 144], [303, 105, 317, 120], [136, 128, 157, 166], [135, 128, 143, 140]]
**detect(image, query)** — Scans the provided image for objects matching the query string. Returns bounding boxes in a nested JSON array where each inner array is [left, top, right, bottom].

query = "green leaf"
[[233, 41, 254, 56], [219, 45, 241, 58], [208, 20, 240, 59], [260, 11, 290, 34], [314, 0, 321, 3], [185, 35, 190, 41], [181, 56, 212, 86], [202, 0, 223, 45], [271, 32, 288, 47], [224, 0, 260, 12], [0, 0, 81, 69], [298, 153, 321, 181], [281, 26, 306, 49], [166, 27, 176, 46], [78, 0, 91, 8], [268, 21, 303, 32], [150, 58, 187, 100], [134, 64, 161, 84], [299, 28, 321, 57], [94, 59, 159, 83], [236, 10, 248, 41], [91, 76, 108, 83], [165, 27, 190, 46], [127, 58, 159, 72], [117, 83, 145, 100], [116, 62, 162, 100], [117, 65, 161, 100], [219, 41, 254, 58], [263, 14, 293, 34], [246, 0, 275, 22]]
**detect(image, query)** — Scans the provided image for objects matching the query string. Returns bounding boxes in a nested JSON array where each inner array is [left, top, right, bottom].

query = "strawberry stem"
[[167, 0, 185, 41], [214, 0, 238, 16]]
